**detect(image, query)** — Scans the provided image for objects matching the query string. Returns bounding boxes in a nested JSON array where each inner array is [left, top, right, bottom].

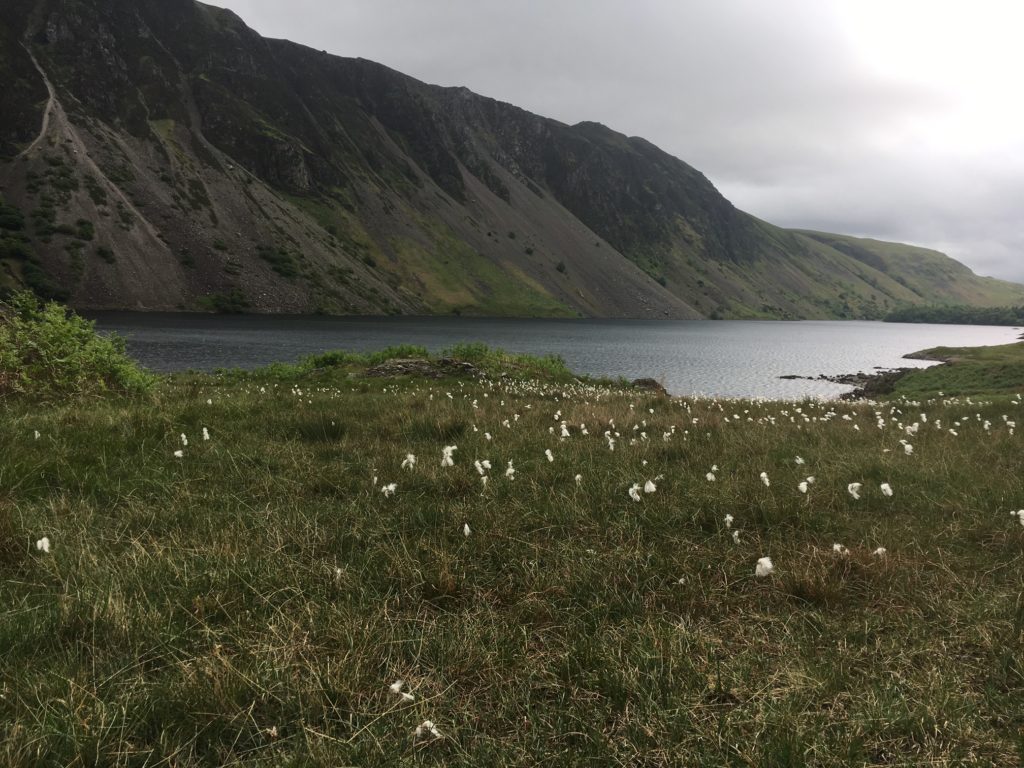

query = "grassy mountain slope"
[[798, 231, 1024, 309], [0, 0, 1021, 319]]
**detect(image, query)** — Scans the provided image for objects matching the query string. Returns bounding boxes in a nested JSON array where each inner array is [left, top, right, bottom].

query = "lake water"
[[87, 313, 1021, 399]]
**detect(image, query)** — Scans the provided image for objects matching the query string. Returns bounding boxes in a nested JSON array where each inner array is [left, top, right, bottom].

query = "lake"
[[87, 313, 1021, 399]]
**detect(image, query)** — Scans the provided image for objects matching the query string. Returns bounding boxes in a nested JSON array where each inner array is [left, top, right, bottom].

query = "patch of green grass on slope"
[[893, 341, 1024, 397]]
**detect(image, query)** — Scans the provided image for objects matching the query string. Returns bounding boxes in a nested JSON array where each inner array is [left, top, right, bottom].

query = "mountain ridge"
[[1, 0, 1021, 318]]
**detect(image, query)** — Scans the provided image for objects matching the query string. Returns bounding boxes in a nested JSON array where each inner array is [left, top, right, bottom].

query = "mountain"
[[1, 0, 1022, 319]]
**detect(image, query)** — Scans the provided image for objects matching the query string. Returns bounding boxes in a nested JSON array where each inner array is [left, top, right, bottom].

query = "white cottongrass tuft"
[[880, 482, 893, 497], [441, 445, 457, 467], [1013, 510, 1024, 527], [795, 456, 805, 465], [173, 449, 184, 459], [798, 481, 808, 494], [390, 679, 415, 701], [759, 472, 770, 487], [755, 556, 775, 578], [463, 523, 471, 537], [34, 430, 40, 440], [872, 547, 887, 557], [644, 480, 657, 494], [706, 472, 716, 482], [35, 536, 51, 554], [180, 433, 188, 446], [847, 482, 862, 500], [545, 449, 554, 462], [724, 514, 734, 528], [202, 427, 210, 441], [415, 720, 442, 739], [732, 530, 741, 544], [401, 453, 417, 470], [506, 461, 516, 480], [575, 473, 583, 485], [628, 483, 642, 502], [381, 483, 397, 497], [832, 543, 848, 556]]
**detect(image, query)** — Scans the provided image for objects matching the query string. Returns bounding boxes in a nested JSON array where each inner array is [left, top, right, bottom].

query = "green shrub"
[[442, 342, 574, 380], [21, 260, 69, 302], [0, 199, 25, 231], [256, 245, 299, 278], [83, 174, 108, 206], [0, 292, 154, 400], [75, 219, 95, 241], [200, 289, 249, 314], [305, 345, 431, 369]]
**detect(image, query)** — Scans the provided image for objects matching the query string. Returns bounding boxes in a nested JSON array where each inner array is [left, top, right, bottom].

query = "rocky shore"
[[779, 367, 917, 399]]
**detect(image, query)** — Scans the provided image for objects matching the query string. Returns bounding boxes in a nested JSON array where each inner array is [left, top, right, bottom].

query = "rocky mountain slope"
[[1, 0, 1022, 318]]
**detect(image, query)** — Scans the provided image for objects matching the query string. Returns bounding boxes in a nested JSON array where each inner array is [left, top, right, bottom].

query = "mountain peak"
[[0, 0, 1020, 317]]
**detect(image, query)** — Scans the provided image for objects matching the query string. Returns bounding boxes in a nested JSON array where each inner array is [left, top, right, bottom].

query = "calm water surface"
[[88, 313, 1021, 399]]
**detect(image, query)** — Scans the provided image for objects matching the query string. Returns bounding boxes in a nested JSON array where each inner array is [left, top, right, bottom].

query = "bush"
[[0, 292, 154, 400], [200, 289, 249, 314], [306, 345, 430, 368], [256, 245, 299, 278], [442, 342, 574, 380]]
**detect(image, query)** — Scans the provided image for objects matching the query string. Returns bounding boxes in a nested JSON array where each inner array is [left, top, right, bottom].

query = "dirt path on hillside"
[[15, 43, 56, 161], [15, 45, 169, 250]]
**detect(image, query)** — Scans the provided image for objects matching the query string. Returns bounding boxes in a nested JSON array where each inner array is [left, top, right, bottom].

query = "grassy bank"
[[891, 341, 1024, 397], [2, 344, 1023, 766]]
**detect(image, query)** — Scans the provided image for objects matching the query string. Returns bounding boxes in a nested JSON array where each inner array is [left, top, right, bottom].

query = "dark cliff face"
[[0, 0, 1020, 317], [18, 0, 769, 268], [0, 2, 47, 159]]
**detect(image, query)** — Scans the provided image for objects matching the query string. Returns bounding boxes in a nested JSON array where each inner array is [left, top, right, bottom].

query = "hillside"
[[1, 0, 1022, 318]]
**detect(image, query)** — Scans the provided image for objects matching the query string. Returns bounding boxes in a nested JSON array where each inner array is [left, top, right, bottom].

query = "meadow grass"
[[894, 341, 1024, 398], [1, 354, 1023, 766]]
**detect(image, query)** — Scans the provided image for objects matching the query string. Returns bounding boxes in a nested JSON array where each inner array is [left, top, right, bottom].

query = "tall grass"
[[1, 360, 1022, 765]]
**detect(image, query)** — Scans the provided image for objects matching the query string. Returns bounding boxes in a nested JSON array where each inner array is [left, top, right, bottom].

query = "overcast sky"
[[216, 0, 1024, 282]]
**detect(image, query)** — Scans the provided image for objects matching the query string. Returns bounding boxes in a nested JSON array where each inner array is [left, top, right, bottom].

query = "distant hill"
[[1, 0, 1022, 318]]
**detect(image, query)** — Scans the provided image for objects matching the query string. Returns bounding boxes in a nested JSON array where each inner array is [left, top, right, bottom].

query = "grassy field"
[[894, 341, 1024, 397], [1, 346, 1023, 766]]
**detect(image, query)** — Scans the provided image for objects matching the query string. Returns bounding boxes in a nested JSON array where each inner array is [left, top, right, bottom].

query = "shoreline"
[[781, 340, 1024, 399]]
